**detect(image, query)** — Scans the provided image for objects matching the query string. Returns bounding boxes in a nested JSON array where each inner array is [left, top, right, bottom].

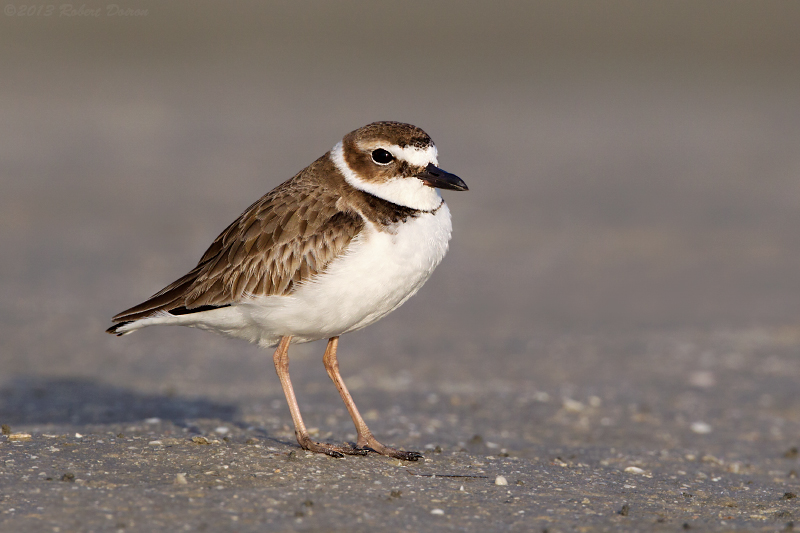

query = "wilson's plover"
[[107, 121, 468, 460]]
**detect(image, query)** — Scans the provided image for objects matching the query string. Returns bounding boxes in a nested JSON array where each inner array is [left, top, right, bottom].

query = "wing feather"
[[110, 167, 364, 323]]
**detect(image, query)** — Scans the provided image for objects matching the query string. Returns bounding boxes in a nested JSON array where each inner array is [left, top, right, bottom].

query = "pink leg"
[[273, 336, 367, 458], [322, 337, 422, 461]]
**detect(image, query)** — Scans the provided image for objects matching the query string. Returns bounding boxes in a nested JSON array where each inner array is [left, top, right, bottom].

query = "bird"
[[107, 121, 468, 460]]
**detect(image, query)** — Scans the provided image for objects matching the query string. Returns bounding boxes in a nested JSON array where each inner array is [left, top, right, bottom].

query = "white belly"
[[217, 203, 453, 346]]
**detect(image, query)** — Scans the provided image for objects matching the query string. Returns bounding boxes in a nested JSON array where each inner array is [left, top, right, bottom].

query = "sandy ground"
[[2, 1, 800, 531]]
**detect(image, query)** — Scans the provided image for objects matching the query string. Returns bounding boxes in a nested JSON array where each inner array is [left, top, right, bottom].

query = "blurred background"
[[1, 1, 799, 411]]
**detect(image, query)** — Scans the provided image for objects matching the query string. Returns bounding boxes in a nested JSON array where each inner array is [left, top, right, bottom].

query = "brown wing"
[[110, 168, 364, 323]]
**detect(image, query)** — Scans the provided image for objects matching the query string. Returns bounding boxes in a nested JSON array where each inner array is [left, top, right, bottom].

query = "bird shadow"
[[0, 376, 237, 428]]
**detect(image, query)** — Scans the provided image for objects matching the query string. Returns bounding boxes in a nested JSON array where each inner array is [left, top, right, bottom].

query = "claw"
[[397, 451, 423, 461]]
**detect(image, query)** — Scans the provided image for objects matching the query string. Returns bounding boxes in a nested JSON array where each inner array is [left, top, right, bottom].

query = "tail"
[[106, 266, 228, 336], [106, 321, 135, 336]]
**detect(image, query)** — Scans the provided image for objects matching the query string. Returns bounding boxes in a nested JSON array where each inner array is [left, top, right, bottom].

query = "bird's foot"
[[357, 437, 423, 461], [296, 435, 369, 458]]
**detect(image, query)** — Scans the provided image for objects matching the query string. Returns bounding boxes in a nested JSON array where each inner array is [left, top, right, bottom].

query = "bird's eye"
[[371, 148, 394, 165]]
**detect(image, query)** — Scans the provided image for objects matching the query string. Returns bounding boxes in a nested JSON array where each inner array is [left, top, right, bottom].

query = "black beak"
[[418, 163, 469, 191]]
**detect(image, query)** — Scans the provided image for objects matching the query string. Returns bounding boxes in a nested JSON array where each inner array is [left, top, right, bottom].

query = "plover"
[[107, 121, 468, 460]]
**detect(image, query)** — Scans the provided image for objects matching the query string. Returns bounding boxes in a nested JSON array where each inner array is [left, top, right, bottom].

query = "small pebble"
[[144, 418, 161, 424], [8, 433, 32, 442], [74, 433, 83, 438], [690, 422, 712, 434], [562, 398, 585, 412], [175, 473, 188, 485], [214, 427, 229, 435], [534, 391, 550, 402], [430, 509, 445, 515], [688, 371, 716, 388], [192, 436, 211, 445], [624, 466, 645, 474], [495, 475, 509, 486], [148, 440, 163, 446]]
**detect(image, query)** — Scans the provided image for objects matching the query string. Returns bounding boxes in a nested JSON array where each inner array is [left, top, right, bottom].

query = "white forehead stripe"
[[386, 144, 439, 167], [330, 141, 443, 212]]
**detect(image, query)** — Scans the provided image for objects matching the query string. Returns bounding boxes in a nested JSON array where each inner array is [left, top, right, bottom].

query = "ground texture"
[[2, 2, 800, 531]]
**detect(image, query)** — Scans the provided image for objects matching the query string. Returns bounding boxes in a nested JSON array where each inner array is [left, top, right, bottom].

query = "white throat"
[[330, 141, 443, 211]]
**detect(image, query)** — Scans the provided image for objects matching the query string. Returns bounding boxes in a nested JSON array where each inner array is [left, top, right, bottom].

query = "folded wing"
[[109, 172, 364, 326]]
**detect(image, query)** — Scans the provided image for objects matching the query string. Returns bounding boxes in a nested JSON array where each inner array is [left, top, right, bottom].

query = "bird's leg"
[[273, 335, 366, 458], [322, 336, 422, 461]]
